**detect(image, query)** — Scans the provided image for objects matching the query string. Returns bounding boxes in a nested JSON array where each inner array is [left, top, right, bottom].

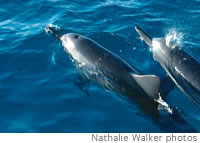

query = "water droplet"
[[183, 57, 187, 61]]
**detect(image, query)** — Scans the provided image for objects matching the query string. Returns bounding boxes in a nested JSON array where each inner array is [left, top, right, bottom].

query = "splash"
[[165, 28, 184, 49], [155, 94, 173, 114], [45, 23, 61, 33]]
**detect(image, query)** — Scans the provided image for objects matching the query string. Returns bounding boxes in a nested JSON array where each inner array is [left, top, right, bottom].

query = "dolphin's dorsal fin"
[[131, 74, 161, 99]]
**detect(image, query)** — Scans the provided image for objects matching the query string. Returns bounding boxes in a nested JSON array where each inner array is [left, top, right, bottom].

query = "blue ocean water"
[[0, 0, 200, 133]]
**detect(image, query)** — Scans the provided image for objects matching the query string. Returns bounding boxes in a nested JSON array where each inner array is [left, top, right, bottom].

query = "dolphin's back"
[[170, 48, 200, 94], [73, 37, 141, 76], [63, 35, 161, 100], [79, 40, 141, 87]]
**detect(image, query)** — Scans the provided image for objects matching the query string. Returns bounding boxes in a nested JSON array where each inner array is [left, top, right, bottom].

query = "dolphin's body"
[[135, 26, 200, 110], [47, 26, 164, 115]]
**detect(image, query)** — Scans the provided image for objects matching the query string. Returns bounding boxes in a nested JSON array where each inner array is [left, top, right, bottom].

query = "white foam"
[[165, 28, 184, 49], [155, 93, 173, 114], [44, 23, 61, 33], [48, 23, 53, 28]]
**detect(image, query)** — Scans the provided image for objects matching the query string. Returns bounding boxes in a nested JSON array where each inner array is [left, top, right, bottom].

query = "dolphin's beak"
[[47, 26, 62, 40], [135, 26, 152, 47]]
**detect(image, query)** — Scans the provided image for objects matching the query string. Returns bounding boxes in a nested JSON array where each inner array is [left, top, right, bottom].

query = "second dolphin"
[[135, 26, 200, 111]]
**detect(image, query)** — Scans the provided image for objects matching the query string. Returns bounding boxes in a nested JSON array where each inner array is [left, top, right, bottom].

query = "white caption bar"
[[0, 133, 199, 143]]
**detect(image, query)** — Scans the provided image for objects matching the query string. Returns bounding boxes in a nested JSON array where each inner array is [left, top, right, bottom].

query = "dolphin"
[[47, 25, 168, 116], [135, 26, 200, 111]]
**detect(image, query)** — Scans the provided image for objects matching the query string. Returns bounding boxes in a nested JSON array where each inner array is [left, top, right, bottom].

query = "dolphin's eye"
[[74, 35, 80, 39]]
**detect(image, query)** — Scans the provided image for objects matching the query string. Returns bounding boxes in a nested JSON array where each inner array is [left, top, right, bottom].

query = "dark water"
[[0, 0, 200, 132]]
